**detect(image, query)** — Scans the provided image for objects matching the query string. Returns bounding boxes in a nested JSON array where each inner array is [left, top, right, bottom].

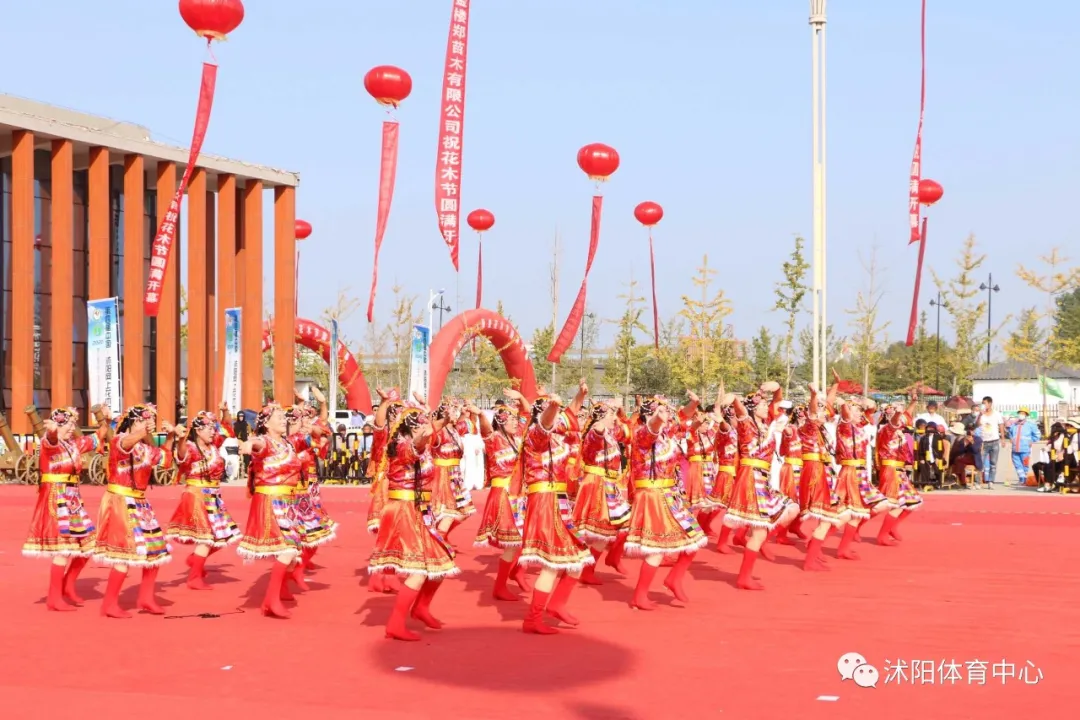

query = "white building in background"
[[970, 361, 1080, 416]]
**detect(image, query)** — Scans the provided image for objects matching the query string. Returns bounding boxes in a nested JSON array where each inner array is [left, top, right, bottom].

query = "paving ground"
[[0, 485, 1075, 720]]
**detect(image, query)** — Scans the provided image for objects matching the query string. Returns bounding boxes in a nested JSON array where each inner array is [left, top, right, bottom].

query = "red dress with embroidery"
[[306, 431, 337, 532], [722, 417, 792, 529], [429, 423, 472, 522], [93, 435, 173, 567], [563, 411, 584, 501], [475, 420, 526, 549], [238, 436, 304, 560], [368, 436, 458, 578], [367, 425, 390, 533], [777, 426, 803, 503], [623, 423, 707, 555], [23, 434, 101, 557], [877, 420, 923, 510], [573, 421, 632, 544], [289, 433, 336, 547], [518, 417, 592, 571], [684, 423, 717, 509], [165, 429, 241, 547], [798, 417, 846, 524], [832, 418, 890, 520], [705, 424, 738, 509]]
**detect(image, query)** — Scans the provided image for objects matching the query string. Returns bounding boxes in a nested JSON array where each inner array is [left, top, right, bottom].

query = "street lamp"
[[978, 275, 1000, 364], [929, 291, 947, 391], [428, 288, 451, 333]]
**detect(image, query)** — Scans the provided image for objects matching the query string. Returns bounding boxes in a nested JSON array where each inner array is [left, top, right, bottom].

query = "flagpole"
[[810, 0, 828, 390]]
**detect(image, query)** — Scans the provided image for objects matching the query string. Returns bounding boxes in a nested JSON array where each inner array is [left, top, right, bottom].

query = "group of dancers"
[[21, 378, 923, 638]]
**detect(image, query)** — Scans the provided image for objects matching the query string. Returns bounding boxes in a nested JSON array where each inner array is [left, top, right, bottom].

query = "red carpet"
[[0, 486, 1074, 719]]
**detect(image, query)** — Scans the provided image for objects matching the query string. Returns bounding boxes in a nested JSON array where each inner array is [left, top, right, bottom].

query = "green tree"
[[677, 254, 734, 397], [845, 247, 890, 394], [385, 283, 422, 391], [774, 235, 810, 391], [604, 277, 649, 401], [749, 326, 784, 387], [795, 324, 841, 384], [932, 234, 998, 395], [1054, 287, 1080, 366], [530, 322, 557, 392]]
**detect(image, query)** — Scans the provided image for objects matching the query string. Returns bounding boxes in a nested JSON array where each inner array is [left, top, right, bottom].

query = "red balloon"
[[179, 0, 245, 42], [364, 66, 413, 108], [295, 219, 312, 240], [918, 178, 943, 206], [634, 201, 663, 227], [467, 209, 495, 233], [577, 143, 620, 182]]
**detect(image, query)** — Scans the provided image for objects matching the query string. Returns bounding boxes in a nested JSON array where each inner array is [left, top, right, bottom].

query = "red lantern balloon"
[[467, 209, 495, 233], [364, 66, 413, 108], [295, 219, 312, 240], [577, 143, 620, 182], [179, 0, 245, 42], [918, 178, 943, 206], [634, 201, 663, 227]]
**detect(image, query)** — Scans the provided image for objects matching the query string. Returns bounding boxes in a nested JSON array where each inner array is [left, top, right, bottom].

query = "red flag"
[[367, 121, 400, 323], [648, 229, 659, 349], [435, 0, 471, 270], [475, 238, 483, 309], [144, 62, 217, 316], [549, 196, 602, 363], [908, 0, 927, 243]]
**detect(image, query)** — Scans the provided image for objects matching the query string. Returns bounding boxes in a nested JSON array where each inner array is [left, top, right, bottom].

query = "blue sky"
[[7, 1, 1079, 357]]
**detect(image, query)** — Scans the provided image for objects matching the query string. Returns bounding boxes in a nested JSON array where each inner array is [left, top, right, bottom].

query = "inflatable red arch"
[[428, 308, 539, 403], [261, 318, 373, 413]]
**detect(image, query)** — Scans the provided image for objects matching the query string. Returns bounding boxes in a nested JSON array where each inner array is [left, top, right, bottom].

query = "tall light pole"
[[929, 291, 947, 391], [979, 274, 1000, 364], [429, 288, 451, 333], [810, 0, 828, 388]]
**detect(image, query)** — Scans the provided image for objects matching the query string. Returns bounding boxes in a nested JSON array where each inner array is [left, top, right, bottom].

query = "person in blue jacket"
[[1007, 408, 1042, 483]]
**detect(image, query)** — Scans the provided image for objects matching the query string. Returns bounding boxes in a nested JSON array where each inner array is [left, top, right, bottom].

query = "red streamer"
[[908, 0, 927, 244], [367, 121, 400, 323], [143, 62, 217, 316], [905, 218, 928, 346], [475, 237, 483, 308], [548, 196, 602, 363], [434, 0, 471, 271], [648, 229, 659, 349]]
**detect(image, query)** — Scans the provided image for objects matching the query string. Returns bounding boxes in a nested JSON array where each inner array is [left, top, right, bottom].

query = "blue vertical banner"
[[329, 318, 340, 418], [222, 308, 242, 415], [409, 324, 430, 402], [87, 297, 122, 415]]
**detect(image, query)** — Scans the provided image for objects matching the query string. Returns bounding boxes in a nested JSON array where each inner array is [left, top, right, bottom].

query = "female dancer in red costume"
[[704, 402, 740, 551], [286, 403, 334, 589], [773, 401, 811, 546], [366, 388, 406, 594], [518, 384, 592, 635], [874, 392, 922, 545], [682, 393, 719, 523], [830, 397, 893, 559], [474, 392, 531, 600], [429, 400, 476, 544], [166, 409, 241, 590], [93, 404, 178, 617], [623, 397, 708, 609], [797, 384, 848, 570], [723, 384, 800, 590], [573, 401, 633, 585], [368, 407, 459, 641], [237, 403, 305, 619], [23, 407, 109, 611]]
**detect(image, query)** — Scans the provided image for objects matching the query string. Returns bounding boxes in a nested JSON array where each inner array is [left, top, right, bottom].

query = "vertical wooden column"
[[273, 186, 297, 403], [10, 132, 35, 433], [122, 155, 145, 405], [215, 175, 237, 397], [204, 188, 217, 407], [87, 148, 110, 300], [50, 140, 74, 410], [186, 169, 208, 415], [155, 162, 179, 423], [239, 181, 263, 408]]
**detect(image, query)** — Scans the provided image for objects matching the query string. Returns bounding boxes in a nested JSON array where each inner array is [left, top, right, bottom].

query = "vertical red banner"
[[648, 230, 659, 349], [475, 239, 483, 308], [144, 62, 218, 316], [548, 196, 603, 363], [367, 121, 400, 323], [906, 218, 928, 346], [435, 0, 471, 271], [908, 0, 927, 244]]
